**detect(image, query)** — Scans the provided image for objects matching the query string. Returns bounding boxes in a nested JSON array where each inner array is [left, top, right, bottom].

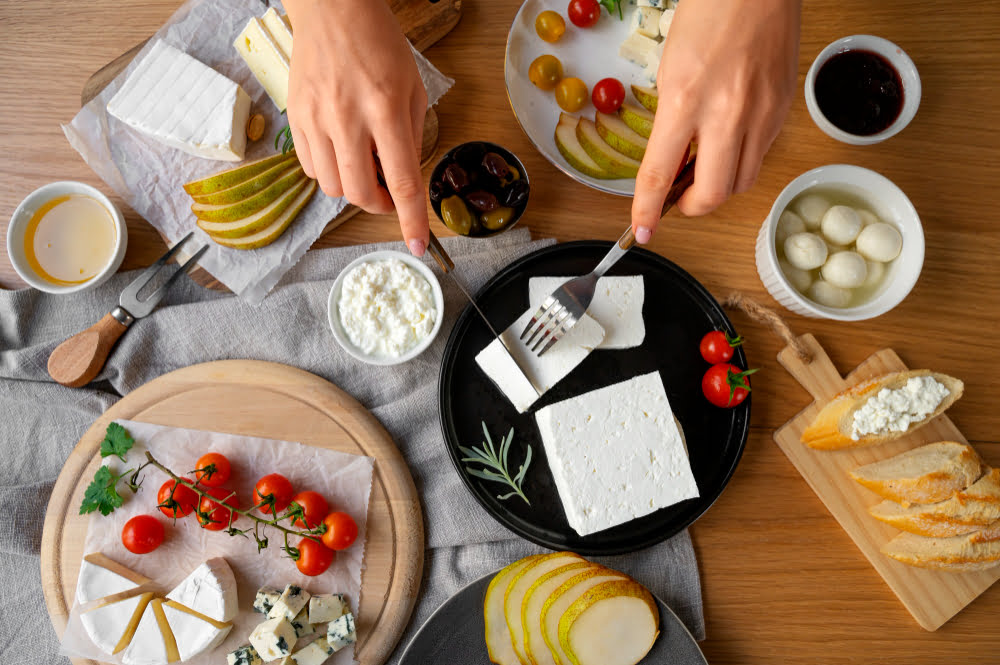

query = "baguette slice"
[[849, 441, 983, 505], [882, 531, 1000, 571], [869, 468, 1000, 536], [970, 520, 1000, 544], [800, 370, 963, 450]]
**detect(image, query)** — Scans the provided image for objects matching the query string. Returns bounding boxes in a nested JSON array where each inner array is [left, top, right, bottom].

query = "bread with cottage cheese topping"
[[800, 370, 963, 450], [849, 441, 984, 505], [868, 468, 1000, 537], [882, 530, 1000, 571]]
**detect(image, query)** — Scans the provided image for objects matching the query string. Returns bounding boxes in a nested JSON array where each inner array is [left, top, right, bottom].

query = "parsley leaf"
[[598, 0, 624, 20], [80, 466, 126, 516], [100, 422, 134, 462]]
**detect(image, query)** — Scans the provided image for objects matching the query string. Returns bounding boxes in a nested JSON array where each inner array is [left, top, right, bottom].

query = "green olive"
[[507, 166, 520, 183], [480, 206, 516, 231], [441, 196, 473, 235]]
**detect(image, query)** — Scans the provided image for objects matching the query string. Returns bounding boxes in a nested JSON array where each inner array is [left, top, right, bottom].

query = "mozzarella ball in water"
[[775, 210, 807, 247], [821, 251, 868, 289], [857, 209, 880, 227], [863, 258, 886, 289], [784, 232, 828, 270], [793, 193, 831, 229], [808, 279, 852, 308], [856, 222, 903, 262], [821, 205, 863, 245], [779, 259, 814, 293]]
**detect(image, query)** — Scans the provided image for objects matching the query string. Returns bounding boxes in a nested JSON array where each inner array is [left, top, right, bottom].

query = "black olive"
[[482, 152, 510, 180], [428, 180, 448, 203], [453, 143, 486, 169], [465, 190, 499, 213], [443, 163, 470, 192], [502, 180, 530, 208]]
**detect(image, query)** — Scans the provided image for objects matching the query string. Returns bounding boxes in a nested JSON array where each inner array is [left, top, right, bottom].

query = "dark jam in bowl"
[[814, 49, 904, 136]]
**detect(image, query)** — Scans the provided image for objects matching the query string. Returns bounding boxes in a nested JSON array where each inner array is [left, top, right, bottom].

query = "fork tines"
[[119, 232, 208, 318], [519, 295, 578, 356]]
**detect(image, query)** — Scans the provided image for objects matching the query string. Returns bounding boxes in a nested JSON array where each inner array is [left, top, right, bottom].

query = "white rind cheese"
[[120, 600, 173, 665], [107, 40, 251, 162], [235, 17, 291, 111], [326, 613, 356, 652], [162, 602, 232, 662], [307, 594, 348, 624], [166, 557, 238, 622], [528, 276, 645, 350], [851, 376, 950, 440], [534, 371, 700, 536], [75, 554, 149, 605], [268, 585, 311, 622], [80, 593, 151, 655], [250, 617, 298, 662]]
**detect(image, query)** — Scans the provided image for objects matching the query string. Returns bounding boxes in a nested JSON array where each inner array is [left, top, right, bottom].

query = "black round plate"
[[397, 570, 708, 665], [439, 241, 750, 555]]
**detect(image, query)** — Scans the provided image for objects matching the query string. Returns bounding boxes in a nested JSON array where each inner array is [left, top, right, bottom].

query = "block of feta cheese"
[[307, 594, 348, 624], [528, 276, 645, 350], [166, 557, 238, 622], [106, 40, 251, 162], [475, 309, 605, 413], [630, 7, 663, 38], [250, 617, 298, 662], [268, 585, 311, 622], [534, 371, 699, 536], [326, 613, 357, 652], [235, 16, 291, 111]]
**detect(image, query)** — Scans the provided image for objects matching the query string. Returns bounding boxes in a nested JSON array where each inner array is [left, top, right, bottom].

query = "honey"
[[23, 194, 117, 285]]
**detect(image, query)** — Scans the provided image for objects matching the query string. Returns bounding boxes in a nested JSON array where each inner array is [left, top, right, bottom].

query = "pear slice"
[[576, 118, 641, 179], [631, 84, 659, 113], [190, 156, 298, 205], [541, 568, 628, 665], [192, 165, 305, 222], [554, 113, 616, 180], [504, 552, 584, 665], [183, 150, 297, 196], [619, 103, 655, 139], [594, 112, 648, 161], [521, 562, 595, 665], [197, 178, 308, 239], [209, 179, 316, 250], [557, 579, 660, 665], [485, 555, 546, 665]]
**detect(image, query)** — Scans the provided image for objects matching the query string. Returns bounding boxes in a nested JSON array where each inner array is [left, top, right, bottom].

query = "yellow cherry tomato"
[[535, 11, 566, 43], [529, 55, 564, 91], [555, 77, 589, 113]]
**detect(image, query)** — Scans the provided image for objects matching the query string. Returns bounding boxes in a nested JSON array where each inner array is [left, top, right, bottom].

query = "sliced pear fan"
[[190, 156, 299, 205], [484, 555, 545, 665], [576, 118, 641, 178], [503, 552, 584, 664], [630, 84, 659, 113], [210, 179, 317, 250], [594, 112, 648, 161], [558, 579, 660, 665], [183, 150, 296, 196], [197, 178, 309, 239], [554, 113, 615, 180], [191, 165, 305, 222], [618, 103, 655, 139]]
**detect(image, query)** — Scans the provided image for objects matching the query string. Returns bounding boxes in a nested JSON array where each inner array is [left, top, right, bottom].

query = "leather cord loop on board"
[[723, 293, 812, 363]]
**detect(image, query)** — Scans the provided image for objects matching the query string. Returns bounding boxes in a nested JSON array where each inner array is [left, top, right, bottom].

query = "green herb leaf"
[[80, 466, 127, 516], [100, 422, 134, 462], [598, 0, 624, 20], [461, 422, 532, 506]]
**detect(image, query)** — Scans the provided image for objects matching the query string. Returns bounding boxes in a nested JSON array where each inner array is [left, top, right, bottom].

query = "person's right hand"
[[284, 0, 430, 257]]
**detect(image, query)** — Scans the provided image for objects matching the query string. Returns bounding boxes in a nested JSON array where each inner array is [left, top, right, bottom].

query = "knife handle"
[[660, 156, 697, 218], [47, 310, 130, 388], [426, 232, 455, 273]]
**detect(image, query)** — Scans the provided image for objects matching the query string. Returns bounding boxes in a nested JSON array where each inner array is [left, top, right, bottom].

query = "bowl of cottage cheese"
[[329, 251, 445, 365]]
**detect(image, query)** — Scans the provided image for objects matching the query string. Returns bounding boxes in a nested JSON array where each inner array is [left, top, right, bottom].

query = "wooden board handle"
[[777, 333, 847, 403], [47, 313, 129, 388]]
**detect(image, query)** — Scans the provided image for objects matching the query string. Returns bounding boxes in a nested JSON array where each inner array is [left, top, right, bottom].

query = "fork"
[[520, 157, 696, 356], [47, 232, 208, 387]]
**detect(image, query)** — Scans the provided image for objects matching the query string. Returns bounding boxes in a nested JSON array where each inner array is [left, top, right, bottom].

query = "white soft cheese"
[[75, 557, 143, 605], [120, 601, 171, 665], [534, 371, 699, 536], [166, 558, 239, 623], [528, 276, 645, 350], [338, 259, 437, 358], [80, 594, 149, 655], [851, 376, 950, 440], [162, 602, 232, 662]]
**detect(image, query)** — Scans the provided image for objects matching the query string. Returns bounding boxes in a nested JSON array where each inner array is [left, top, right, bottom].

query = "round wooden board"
[[39, 360, 424, 665]]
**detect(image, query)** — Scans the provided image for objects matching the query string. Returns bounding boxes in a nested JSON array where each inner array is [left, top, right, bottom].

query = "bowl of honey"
[[7, 181, 127, 294]]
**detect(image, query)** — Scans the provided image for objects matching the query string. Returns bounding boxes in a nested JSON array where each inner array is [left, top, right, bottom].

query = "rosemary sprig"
[[459, 422, 532, 506], [275, 120, 294, 155]]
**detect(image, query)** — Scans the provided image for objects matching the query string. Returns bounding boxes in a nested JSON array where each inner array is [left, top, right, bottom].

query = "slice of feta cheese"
[[658, 8, 676, 38], [162, 600, 233, 662], [268, 585, 311, 622], [250, 617, 298, 662], [291, 637, 334, 665], [261, 8, 294, 59], [227, 645, 264, 665], [254, 587, 283, 615], [307, 593, 348, 624], [80, 591, 154, 655], [528, 276, 645, 350], [120, 599, 178, 665], [106, 40, 250, 162], [619, 32, 660, 68], [326, 613, 356, 652], [75, 552, 152, 605], [630, 7, 663, 38], [234, 16, 291, 111], [534, 371, 700, 536], [475, 310, 606, 414], [166, 558, 239, 622]]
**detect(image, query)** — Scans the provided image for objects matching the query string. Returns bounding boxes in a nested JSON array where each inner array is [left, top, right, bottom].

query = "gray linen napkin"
[[0, 228, 704, 664]]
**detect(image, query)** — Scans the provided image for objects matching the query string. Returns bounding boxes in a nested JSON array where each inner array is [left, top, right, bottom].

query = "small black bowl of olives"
[[428, 141, 530, 238]]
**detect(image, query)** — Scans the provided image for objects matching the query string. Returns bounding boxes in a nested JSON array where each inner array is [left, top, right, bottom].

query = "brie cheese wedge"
[[162, 600, 233, 662], [166, 557, 238, 622], [528, 276, 645, 350], [121, 598, 179, 665], [81, 591, 155, 655], [75, 552, 152, 605]]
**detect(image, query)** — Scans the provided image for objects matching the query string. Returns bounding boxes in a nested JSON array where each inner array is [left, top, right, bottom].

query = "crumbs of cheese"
[[338, 259, 437, 357], [851, 376, 950, 440]]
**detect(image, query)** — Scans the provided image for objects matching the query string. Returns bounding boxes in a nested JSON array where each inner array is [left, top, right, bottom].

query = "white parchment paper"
[[62, 0, 454, 304], [60, 419, 375, 665]]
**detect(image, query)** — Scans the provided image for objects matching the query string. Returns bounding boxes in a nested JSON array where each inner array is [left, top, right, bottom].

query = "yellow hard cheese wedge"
[[235, 16, 291, 111]]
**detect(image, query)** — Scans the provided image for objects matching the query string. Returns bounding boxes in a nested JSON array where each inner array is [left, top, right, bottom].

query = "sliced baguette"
[[971, 520, 1000, 544], [849, 441, 983, 505], [882, 531, 1000, 572], [869, 468, 1000, 536], [800, 370, 963, 450]]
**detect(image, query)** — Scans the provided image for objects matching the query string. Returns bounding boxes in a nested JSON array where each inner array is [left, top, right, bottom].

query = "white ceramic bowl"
[[756, 165, 924, 321], [7, 181, 127, 294], [805, 35, 921, 145], [328, 250, 446, 366]]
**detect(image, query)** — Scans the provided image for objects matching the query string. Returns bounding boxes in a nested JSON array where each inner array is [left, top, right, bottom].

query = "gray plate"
[[398, 571, 708, 665]]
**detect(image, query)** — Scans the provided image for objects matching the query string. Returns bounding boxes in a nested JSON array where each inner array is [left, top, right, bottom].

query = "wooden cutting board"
[[39, 360, 424, 665], [81, 0, 462, 290], [773, 334, 1000, 631]]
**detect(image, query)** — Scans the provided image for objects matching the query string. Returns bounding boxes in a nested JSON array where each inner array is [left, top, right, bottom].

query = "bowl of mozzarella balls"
[[756, 164, 924, 320]]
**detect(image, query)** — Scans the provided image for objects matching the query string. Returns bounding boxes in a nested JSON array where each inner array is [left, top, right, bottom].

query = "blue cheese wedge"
[[534, 371, 699, 536], [326, 613, 356, 652], [291, 637, 334, 665], [254, 587, 282, 615], [106, 40, 251, 162], [307, 594, 347, 624], [475, 310, 606, 413], [268, 585, 311, 622], [638, 0, 667, 7], [289, 607, 315, 638], [235, 16, 291, 111], [228, 645, 264, 665], [658, 8, 675, 37], [166, 558, 238, 622], [619, 32, 660, 69], [250, 617, 298, 662], [630, 7, 663, 38], [528, 276, 644, 350]]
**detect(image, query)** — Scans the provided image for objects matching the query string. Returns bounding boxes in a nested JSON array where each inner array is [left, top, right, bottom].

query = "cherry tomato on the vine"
[[289, 491, 330, 529], [699, 330, 743, 365], [702, 363, 758, 408], [555, 77, 589, 113], [567, 0, 601, 28], [193, 452, 231, 487], [296, 537, 335, 576], [198, 487, 240, 531], [157, 478, 199, 518], [122, 515, 165, 554], [535, 10, 566, 43], [254, 474, 295, 515], [592, 78, 626, 114], [320, 512, 359, 551]]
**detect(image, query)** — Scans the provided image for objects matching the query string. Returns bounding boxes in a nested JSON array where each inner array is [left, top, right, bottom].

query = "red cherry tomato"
[[198, 487, 240, 531], [289, 491, 330, 529], [699, 330, 743, 365], [157, 478, 199, 518], [296, 537, 335, 576], [254, 474, 295, 515], [122, 515, 165, 554], [592, 78, 626, 114], [567, 0, 601, 28], [320, 512, 359, 551], [702, 363, 758, 408], [193, 453, 231, 487]]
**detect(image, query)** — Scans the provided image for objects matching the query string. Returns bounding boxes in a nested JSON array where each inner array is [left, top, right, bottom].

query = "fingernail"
[[408, 239, 426, 257], [635, 227, 652, 244]]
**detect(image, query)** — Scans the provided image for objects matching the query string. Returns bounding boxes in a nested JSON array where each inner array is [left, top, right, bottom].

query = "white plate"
[[505, 0, 656, 197]]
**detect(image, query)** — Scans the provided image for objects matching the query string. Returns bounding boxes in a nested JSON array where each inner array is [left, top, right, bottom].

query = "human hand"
[[631, 0, 801, 243], [284, 0, 430, 256]]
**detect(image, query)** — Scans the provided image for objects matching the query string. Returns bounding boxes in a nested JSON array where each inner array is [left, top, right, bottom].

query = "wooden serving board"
[[773, 334, 1000, 631], [81, 0, 462, 290], [39, 360, 424, 665]]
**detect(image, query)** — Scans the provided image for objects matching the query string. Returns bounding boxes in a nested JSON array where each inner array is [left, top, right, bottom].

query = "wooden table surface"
[[2, 0, 999, 662]]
